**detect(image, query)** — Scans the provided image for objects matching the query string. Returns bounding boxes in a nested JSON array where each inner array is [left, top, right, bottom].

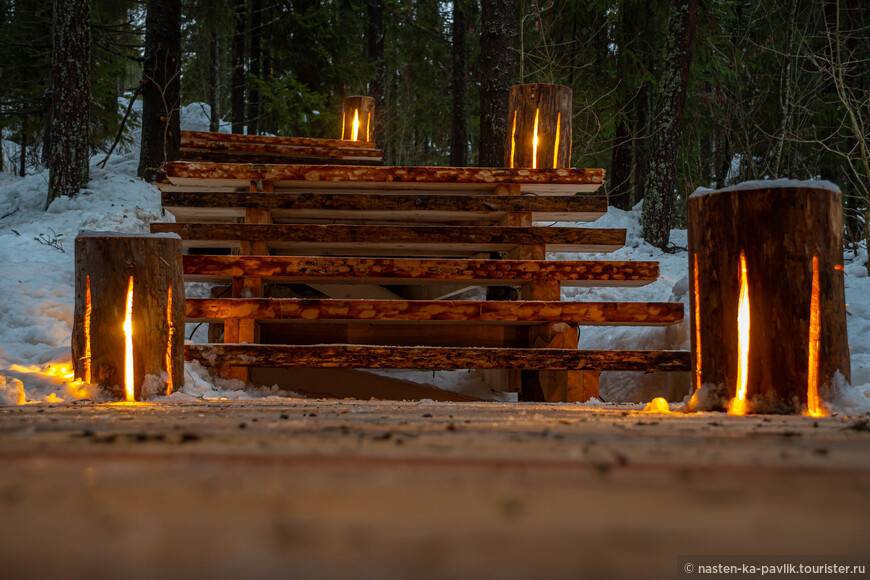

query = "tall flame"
[[552, 112, 561, 169], [509, 110, 517, 168], [84, 275, 92, 384], [123, 275, 134, 402], [366, 112, 371, 142], [693, 253, 702, 394], [351, 108, 360, 141], [341, 110, 346, 140], [532, 107, 540, 169], [806, 255, 825, 417], [728, 251, 750, 415], [165, 285, 174, 395]]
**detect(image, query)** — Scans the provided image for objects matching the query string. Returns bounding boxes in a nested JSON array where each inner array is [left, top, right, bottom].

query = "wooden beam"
[[179, 152, 383, 166], [260, 323, 523, 348], [150, 223, 626, 254], [182, 255, 660, 286], [185, 344, 693, 371], [163, 162, 605, 194], [181, 130, 376, 150], [180, 137, 383, 158], [185, 298, 685, 325], [160, 191, 608, 223]]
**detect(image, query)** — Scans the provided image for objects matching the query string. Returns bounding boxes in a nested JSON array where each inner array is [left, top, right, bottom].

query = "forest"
[[0, 0, 868, 257]]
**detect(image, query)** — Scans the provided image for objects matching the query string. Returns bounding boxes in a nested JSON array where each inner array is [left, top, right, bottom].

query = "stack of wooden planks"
[[155, 132, 689, 402]]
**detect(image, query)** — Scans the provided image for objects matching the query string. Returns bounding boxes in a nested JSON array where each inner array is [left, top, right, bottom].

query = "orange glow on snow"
[[806, 255, 826, 417], [643, 397, 670, 413], [728, 251, 750, 416], [124, 276, 134, 402], [8, 363, 89, 400]]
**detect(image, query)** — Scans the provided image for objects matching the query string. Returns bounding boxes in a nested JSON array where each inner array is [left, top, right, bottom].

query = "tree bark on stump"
[[504, 84, 572, 169], [687, 185, 850, 414], [72, 233, 185, 401], [341, 97, 375, 143]]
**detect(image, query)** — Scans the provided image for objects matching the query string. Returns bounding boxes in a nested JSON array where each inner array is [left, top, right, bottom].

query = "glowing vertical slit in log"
[[693, 254, 702, 394], [728, 251, 750, 415], [366, 112, 371, 142], [123, 276, 134, 402], [532, 108, 540, 169], [352, 109, 360, 141], [509, 110, 517, 168], [807, 254, 825, 417], [84, 276, 92, 384], [553, 112, 561, 168], [341, 110, 345, 140], [165, 285, 173, 396]]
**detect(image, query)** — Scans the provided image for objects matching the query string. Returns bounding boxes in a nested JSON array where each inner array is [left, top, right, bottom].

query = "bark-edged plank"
[[181, 130, 376, 150], [185, 344, 692, 371], [185, 298, 684, 325]]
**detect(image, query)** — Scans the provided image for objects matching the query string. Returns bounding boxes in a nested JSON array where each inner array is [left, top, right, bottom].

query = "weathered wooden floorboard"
[[160, 191, 608, 223], [185, 343, 692, 371], [151, 223, 626, 253], [163, 162, 605, 194], [185, 298, 684, 325], [182, 255, 660, 286]]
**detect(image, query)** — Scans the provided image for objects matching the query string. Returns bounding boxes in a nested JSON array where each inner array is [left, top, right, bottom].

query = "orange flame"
[[84, 275, 92, 384], [341, 110, 346, 140], [728, 251, 750, 415], [693, 253, 702, 394], [123, 276, 134, 402], [509, 110, 517, 168], [165, 285, 174, 395], [806, 255, 826, 417], [351, 109, 360, 141], [366, 112, 371, 142], [552, 112, 561, 169], [532, 107, 540, 169]]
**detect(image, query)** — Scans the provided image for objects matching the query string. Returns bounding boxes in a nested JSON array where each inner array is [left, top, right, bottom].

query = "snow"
[[0, 103, 868, 412], [690, 178, 841, 197]]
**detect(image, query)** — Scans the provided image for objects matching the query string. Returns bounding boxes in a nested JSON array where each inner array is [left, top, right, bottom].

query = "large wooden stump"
[[72, 232, 185, 401], [503, 84, 572, 169], [687, 183, 850, 414], [341, 96, 375, 143]]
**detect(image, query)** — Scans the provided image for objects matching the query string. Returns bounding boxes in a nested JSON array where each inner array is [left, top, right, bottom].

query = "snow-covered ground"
[[0, 104, 868, 412]]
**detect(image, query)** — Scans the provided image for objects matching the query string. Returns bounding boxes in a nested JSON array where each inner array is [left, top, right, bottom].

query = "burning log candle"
[[341, 96, 375, 143], [71, 232, 185, 401], [503, 84, 572, 169], [687, 183, 850, 414]]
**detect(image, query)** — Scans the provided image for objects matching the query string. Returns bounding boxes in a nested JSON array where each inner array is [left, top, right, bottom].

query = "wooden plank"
[[182, 255, 661, 287], [180, 137, 383, 158], [260, 323, 523, 348], [181, 130, 377, 150], [160, 191, 608, 223], [163, 162, 605, 194], [179, 151, 382, 166], [150, 223, 626, 254], [185, 344, 693, 371], [185, 298, 685, 325]]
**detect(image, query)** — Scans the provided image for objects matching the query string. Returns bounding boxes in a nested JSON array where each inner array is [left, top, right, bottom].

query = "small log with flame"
[[504, 84, 572, 169], [687, 185, 851, 414], [71, 232, 185, 401], [341, 96, 375, 144]]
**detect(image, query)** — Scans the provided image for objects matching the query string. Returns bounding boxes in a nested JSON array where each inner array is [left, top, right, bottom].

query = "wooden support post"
[[687, 184, 850, 414], [341, 96, 375, 143], [504, 84, 572, 169], [72, 232, 185, 401], [222, 180, 273, 383]]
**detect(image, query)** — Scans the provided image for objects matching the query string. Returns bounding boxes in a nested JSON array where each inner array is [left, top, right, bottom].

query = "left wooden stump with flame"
[[72, 232, 185, 401]]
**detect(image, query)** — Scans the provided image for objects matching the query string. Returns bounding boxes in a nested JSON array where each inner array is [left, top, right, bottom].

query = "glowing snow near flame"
[[7, 363, 89, 401], [806, 255, 826, 417], [728, 252, 750, 415], [124, 276, 134, 402], [643, 397, 670, 413], [351, 109, 360, 141]]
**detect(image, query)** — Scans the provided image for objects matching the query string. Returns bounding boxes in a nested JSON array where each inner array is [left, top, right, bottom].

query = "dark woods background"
[[1, 0, 868, 254]]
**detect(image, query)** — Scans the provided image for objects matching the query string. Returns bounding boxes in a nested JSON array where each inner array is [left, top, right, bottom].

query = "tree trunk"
[[46, 0, 89, 208], [504, 84, 572, 169], [208, 22, 220, 133], [231, 0, 246, 135], [18, 119, 26, 178], [450, 0, 468, 166], [640, 0, 698, 249], [247, 0, 261, 136], [138, 0, 181, 182], [72, 232, 185, 401], [367, 0, 386, 150], [688, 185, 850, 414], [478, 0, 515, 167]]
